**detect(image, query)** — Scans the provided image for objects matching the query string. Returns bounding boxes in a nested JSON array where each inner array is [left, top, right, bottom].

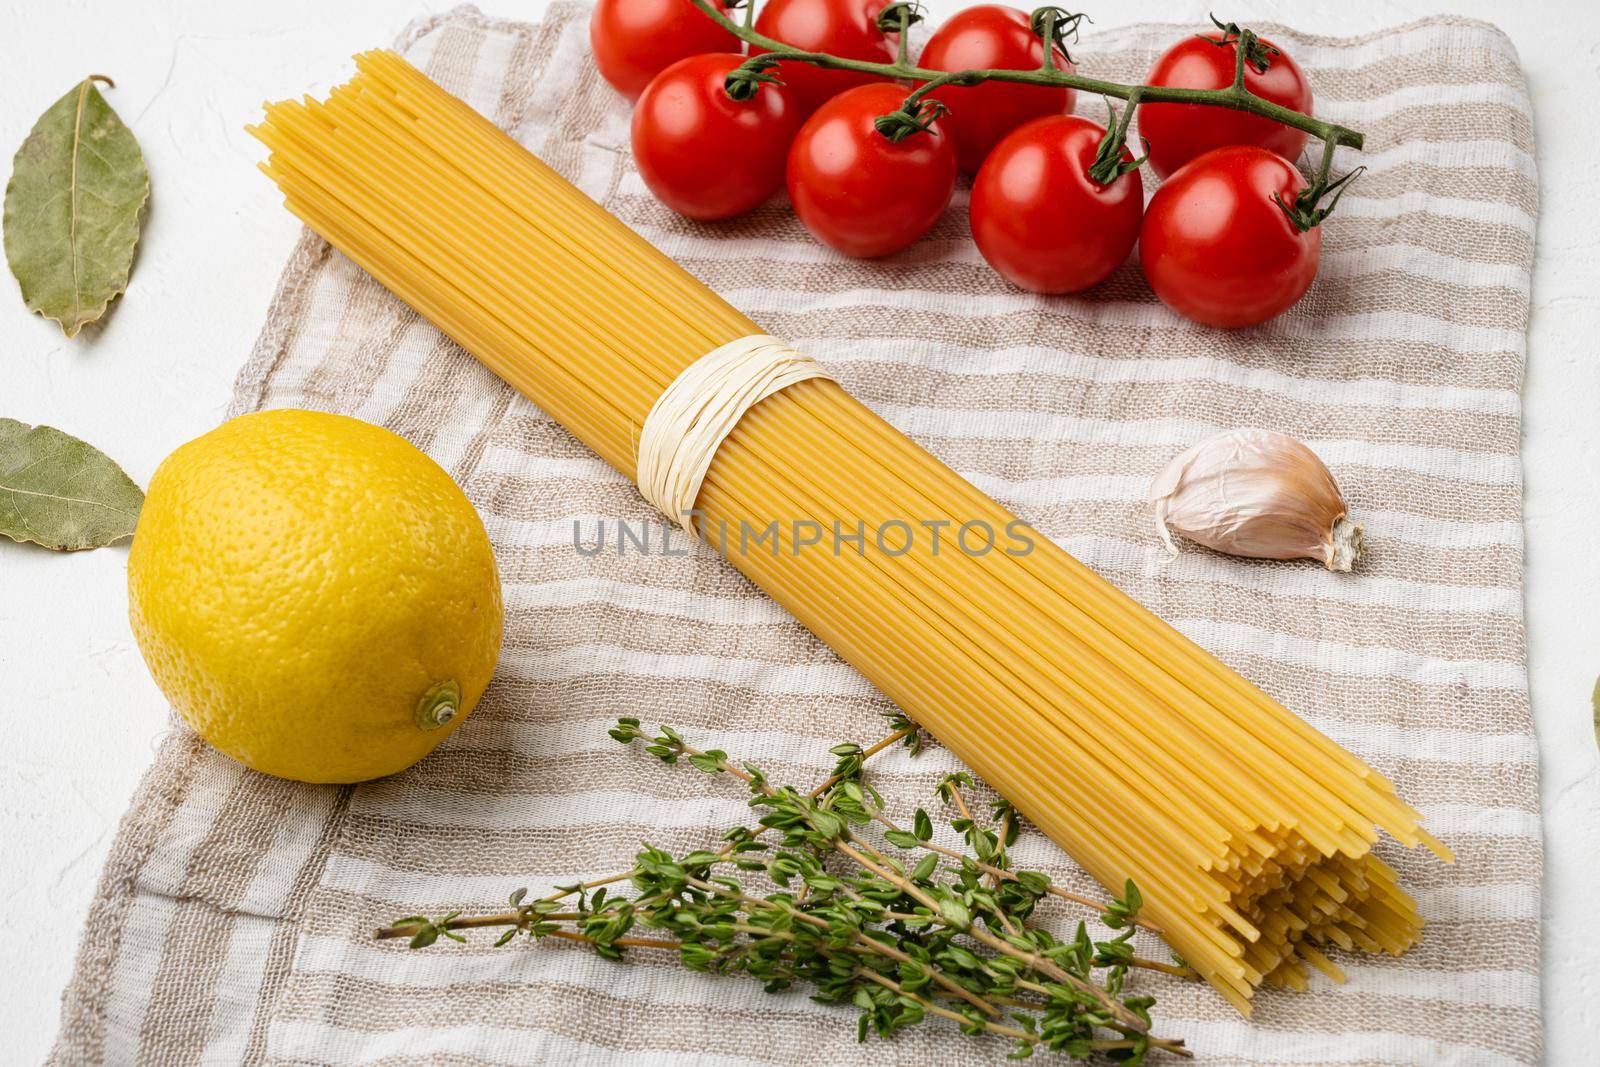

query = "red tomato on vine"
[[1138, 24, 1313, 179], [918, 5, 1077, 174], [632, 53, 805, 221], [970, 115, 1143, 294], [786, 82, 957, 257], [1139, 145, 1321, 328], [752, 0, 898, 116], [590, 0, 739, 100]]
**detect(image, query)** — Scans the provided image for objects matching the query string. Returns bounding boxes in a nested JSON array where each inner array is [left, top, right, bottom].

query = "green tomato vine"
[[706, 2, 1364, 230]]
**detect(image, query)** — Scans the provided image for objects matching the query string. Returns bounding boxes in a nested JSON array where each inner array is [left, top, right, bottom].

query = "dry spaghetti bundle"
[[250, 52, 1450, 1012]]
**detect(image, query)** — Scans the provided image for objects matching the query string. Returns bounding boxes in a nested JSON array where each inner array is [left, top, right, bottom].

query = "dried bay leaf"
[[0, 418, 143, 550], [3, 76, 149, 337]]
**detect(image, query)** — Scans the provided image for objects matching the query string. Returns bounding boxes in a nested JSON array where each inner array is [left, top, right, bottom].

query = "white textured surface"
[[1, 1, 1594, 1062]]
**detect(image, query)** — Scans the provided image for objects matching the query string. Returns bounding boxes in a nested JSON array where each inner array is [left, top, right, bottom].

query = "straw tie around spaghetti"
[[635, 334, 833, 535]]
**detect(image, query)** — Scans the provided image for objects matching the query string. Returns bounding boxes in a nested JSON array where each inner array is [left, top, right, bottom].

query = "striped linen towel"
[[51, 3, 1540, 1063]]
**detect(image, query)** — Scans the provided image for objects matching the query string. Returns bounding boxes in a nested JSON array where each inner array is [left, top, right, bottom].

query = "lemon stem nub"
[[415, 681, 462, 731]]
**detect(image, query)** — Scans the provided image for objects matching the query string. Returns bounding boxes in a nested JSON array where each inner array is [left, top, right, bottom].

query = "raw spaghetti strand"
[[249, 51, 1450, 1011]]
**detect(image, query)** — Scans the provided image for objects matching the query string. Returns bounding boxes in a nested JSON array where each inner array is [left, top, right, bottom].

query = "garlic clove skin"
[[1149, 428, 1365, 572]]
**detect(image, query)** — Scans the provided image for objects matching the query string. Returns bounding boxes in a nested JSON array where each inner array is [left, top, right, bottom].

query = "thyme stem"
[[373, 726, 930, 943], [866, 803, 1163, 935], [856, 967, 1034, 1042], [832, 828, 1142, 1030], [679, 873, 1007, 1018], [542, 928, 680, 950], [662, 747, 1137, 1022], [383, 718, 1192, 1058], [696, 753, 1124, 1012]]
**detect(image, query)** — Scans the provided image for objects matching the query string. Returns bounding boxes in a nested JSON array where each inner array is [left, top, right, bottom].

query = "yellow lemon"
[[127, 409, 503, 783]]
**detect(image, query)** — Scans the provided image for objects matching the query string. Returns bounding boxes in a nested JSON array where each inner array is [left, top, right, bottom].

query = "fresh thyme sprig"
[[380, 717, 1192, 1060]]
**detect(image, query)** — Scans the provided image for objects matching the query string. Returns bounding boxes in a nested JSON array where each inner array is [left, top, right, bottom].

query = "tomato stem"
[[1034, 8, 1059, 72], [1030, 8, 1091, 68], [1203, 14, 1281, 78], [702, 1, 1366, 221], [1275, 135, 1366, 231], [874, 2, 921, 67], [1087, 90, 1147, 185], [1231, 28, 1249, 90]]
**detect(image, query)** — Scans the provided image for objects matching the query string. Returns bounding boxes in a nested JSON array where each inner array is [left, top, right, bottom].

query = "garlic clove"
[[1149, 428, 1365, 572]]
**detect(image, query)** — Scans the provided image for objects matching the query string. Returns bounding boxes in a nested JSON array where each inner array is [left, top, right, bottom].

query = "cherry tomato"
[[970, 115, 1143, 294], [787, 82, 957, 257], [753, 0, 898, 116], [1138, 31, 1313, 179], [632, 54, 804, 221], [590, 0, 739, 100], [1139, 145, 1320, 328], [918, 5, 1076, 174]]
